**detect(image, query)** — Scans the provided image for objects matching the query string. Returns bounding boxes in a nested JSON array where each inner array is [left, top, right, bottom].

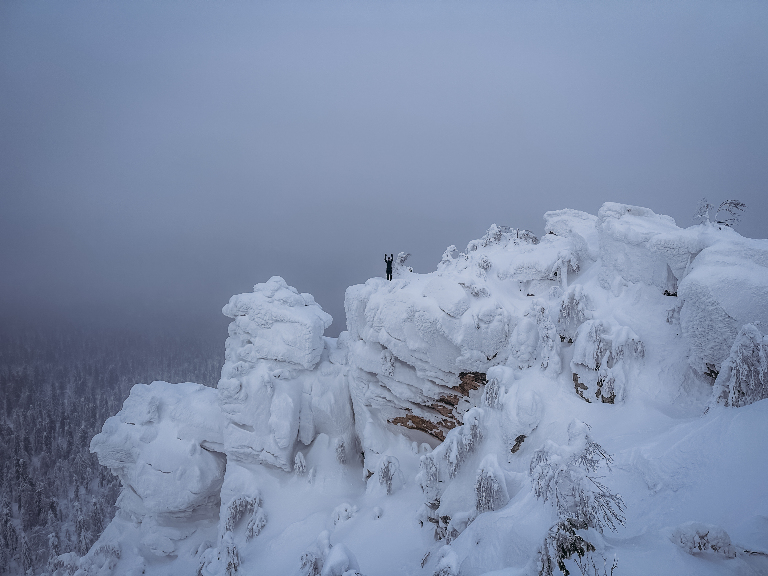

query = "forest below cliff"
[[0, 325, 223, 574]]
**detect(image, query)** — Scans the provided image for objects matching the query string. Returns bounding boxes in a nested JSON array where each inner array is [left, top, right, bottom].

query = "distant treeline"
[[0, 325, 224, 575]]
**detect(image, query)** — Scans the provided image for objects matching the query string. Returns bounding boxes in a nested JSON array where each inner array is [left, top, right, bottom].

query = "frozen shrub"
[[459, 281, 490, 297], [715, 199, 746, 227], [294, 451, 307, 476], [475, 454, 509, 513], [537, 519, 596, 576], [712, 323, 767, 407], [480, 224, 504, 247], [533, 303, 561, 374], [46, 552, 79, 576], [419, 453, 441, 505], [445, 409, 483, 478], [530, 420, 625, 534], [300, 551, 323, 576], [223, 494, 267, 543], [693, 197, 714, 224], [483, 377, 502, 409], [335, 438, 347, 465], [440, 245, 458, 268], [571, 320, 644, 404], [222, 531, 239, 576], [246, 508, 267, 541], [381, 349, 395, 378], [671, 522, 736, 558], [377, 456, 401, 495], [394, 252, 412, 276], [299, 531, 364, 576], [558, 286, 591, 343], [531, 424, 624, 575], [418, 409, 484, 506]]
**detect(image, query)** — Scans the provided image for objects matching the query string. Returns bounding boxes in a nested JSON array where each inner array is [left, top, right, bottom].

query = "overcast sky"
[[1, 0, 766, 336]]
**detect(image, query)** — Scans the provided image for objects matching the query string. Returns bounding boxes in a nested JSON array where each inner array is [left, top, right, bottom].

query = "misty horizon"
[[2, 1, 766, 337]]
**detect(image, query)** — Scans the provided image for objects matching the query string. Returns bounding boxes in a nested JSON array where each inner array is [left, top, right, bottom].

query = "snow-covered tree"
[[221, 531, 239, 576], [712, 323, 767, 407], [715, 199, 746, 227], [537, 519, 595, 576], [393, 252, 413, 276], [223, 494, 266, 542], [20, 530, 33, 574], [475, 455, 509, 513], [531, 421, 625, 575], [377, 456, 401, 496], [433, 546, 460, 576], [482, 377, 502, 409], [531, 421, 625, 533], [294, 451, 307, 476], [418, 409, 484, 506], [533, 303, 562, 374], [335, 438, 347, 465], [557, 286, 591, 343], [693, 197, 714, 224]]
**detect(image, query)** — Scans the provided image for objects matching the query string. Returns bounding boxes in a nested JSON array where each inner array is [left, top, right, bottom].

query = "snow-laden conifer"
[[693, 197, 715, 224], [557, 286, 591, 343], [712, 323, 767, 407], [531, 421, 625, 576], [474, 454, 509, 513], [715, 199, 746, 227], [223, 494, 267, 542], [294, 451, 307, 476]]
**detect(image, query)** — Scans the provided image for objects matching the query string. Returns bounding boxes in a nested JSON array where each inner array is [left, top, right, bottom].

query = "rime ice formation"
[[216, 276, 353, 471], [82, 203, 768, 576]]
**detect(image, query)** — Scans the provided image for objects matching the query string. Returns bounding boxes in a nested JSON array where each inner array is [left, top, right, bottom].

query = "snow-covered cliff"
[[75, 203, 768, 576]]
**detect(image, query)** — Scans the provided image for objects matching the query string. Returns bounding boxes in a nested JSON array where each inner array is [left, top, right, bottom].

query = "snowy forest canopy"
[[0, 326, 223, 574]]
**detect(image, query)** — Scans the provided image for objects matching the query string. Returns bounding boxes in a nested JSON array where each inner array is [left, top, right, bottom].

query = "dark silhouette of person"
[[384, 254, 394, 281]]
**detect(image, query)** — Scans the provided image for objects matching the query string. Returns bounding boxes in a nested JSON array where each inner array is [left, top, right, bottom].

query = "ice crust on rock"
[[679, 236, 768, 374], [86, 204, 768, 576], [218, 276, 351, 471], [221, 275, 332, 371], [90, 381, 226, 518]]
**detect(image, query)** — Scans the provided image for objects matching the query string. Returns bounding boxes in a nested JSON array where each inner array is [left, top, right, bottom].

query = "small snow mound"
[[671, 522, 737, 558], [423, 277, 471, 319]]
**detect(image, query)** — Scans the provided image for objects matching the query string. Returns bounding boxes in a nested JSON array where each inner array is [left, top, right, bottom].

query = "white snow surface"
[[82, 203, 768, 576]]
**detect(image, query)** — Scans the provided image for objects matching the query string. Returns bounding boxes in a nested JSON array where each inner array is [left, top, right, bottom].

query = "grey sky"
[[1, 1, 766, 336]]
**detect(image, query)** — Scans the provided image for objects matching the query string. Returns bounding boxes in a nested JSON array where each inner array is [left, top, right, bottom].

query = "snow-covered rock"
[[221, 276, 332, 371], [90, 381, 226, 519], [679, 234, 768, 375], [218, 276, 351, 471], [86, 203, 768, 576]]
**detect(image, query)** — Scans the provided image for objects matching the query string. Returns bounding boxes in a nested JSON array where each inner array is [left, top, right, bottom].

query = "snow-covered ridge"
[[81, 203, 768, 576]]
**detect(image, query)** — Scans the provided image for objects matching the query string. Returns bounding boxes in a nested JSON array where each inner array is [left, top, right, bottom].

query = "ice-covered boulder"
[[90, 381, 226, 518], [218, 277, 351, 470], [544, 209, 599, 262], [597, 202, 704, 293], [678, 233, 768, 375], [221, 276, 332, 371]]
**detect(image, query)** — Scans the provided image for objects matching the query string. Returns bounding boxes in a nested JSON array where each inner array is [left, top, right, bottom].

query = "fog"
[[1, 0, 766, 337]]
